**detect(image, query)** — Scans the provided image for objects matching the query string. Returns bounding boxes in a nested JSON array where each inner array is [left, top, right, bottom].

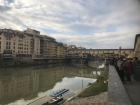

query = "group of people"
[[110, 57, 138, 83]]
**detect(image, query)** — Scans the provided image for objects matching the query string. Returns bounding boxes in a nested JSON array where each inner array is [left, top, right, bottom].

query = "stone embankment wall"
[[108, 65, 132, 105]]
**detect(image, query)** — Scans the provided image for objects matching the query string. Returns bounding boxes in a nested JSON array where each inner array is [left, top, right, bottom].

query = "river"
[[0, 64, 99, 105]]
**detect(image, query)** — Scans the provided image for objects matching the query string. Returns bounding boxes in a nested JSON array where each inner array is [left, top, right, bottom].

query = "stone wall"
[[134, 35, 140, 59], [108, 65, 132, 105]]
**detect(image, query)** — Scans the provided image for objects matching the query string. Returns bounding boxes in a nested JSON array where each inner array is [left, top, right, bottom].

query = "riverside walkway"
[[109, 65, 140, 105], [124, 79, 140, 105], [108, 66, 132, 105], [124, 60, 140, 105]]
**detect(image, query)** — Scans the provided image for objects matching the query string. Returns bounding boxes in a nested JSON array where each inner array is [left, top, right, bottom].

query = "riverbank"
[[78, 81, 107, 97], [78, 66, 108, 97], [63, 65, 108, 105], [63, 92, 108, 105], [0, 61, 84, 69]]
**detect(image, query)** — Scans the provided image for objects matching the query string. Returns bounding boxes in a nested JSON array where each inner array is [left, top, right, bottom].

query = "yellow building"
[[67, 45, 79, 57], [57, 43, 66, 58], [24, 28, 41, 58], [0, 29, 33, 63], [40, 35, 57, 58], [0, 28, 68, 63], [0, 28, 41, 63]]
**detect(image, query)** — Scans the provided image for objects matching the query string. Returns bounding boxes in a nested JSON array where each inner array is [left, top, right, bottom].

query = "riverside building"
[[134, 34, 140, 59], [0, 28, 139, 65], [40, 35, 57, 58], [0, 28, 67, 65], [0, 29, 33, 64], [57, 43, 67, 58], [0, 28, 43, 64]]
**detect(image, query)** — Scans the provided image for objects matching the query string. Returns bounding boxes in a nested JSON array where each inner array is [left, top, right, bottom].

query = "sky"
[[0, 0, 140, 49]]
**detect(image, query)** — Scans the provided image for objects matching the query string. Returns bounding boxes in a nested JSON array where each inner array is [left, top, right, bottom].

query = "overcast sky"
[[0, 0, 140, 49]]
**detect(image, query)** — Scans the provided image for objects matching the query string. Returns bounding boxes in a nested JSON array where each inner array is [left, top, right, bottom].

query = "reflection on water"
[[51, 77, 96, 92], [0, 65, 98, 105], [98, 64, 105, 69], [48, 77, 96, 99], [93, 71, 101, 76]]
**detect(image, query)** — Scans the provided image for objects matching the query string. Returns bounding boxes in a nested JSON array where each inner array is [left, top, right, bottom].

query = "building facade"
[[40, 35, 57, 58], [0, 28, 68, 64], [134, 34, 140, 59], [57, 43, 66, 58], [24, 28, 41, 58], [0, 29, 33, 63], [0, 28, 43, 64], [0, 28, 138, 64]]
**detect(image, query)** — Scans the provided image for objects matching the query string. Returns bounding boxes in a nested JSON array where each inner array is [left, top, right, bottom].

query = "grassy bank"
[[78, 69, 108, 97]]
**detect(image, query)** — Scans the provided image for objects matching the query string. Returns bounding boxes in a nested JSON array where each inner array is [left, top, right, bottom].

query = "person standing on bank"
[[120, 58, 127, 82], [124, 58, 133, 82], [132, 57, 138, 80], [117, 58, 124, 81]]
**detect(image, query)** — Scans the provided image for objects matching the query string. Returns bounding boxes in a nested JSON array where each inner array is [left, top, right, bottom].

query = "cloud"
[[0, 0, 140, 48], [50, 31, 136, 49]]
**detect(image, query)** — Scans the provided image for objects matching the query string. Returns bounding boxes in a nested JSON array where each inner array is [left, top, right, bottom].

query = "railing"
[[108, 65, 132, 105]]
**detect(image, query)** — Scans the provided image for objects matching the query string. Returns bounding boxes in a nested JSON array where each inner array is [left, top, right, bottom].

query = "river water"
[[0, 65, 99, 105]]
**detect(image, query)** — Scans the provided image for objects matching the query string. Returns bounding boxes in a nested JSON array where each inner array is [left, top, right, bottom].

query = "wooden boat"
[[50, 89, 69, 97]]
